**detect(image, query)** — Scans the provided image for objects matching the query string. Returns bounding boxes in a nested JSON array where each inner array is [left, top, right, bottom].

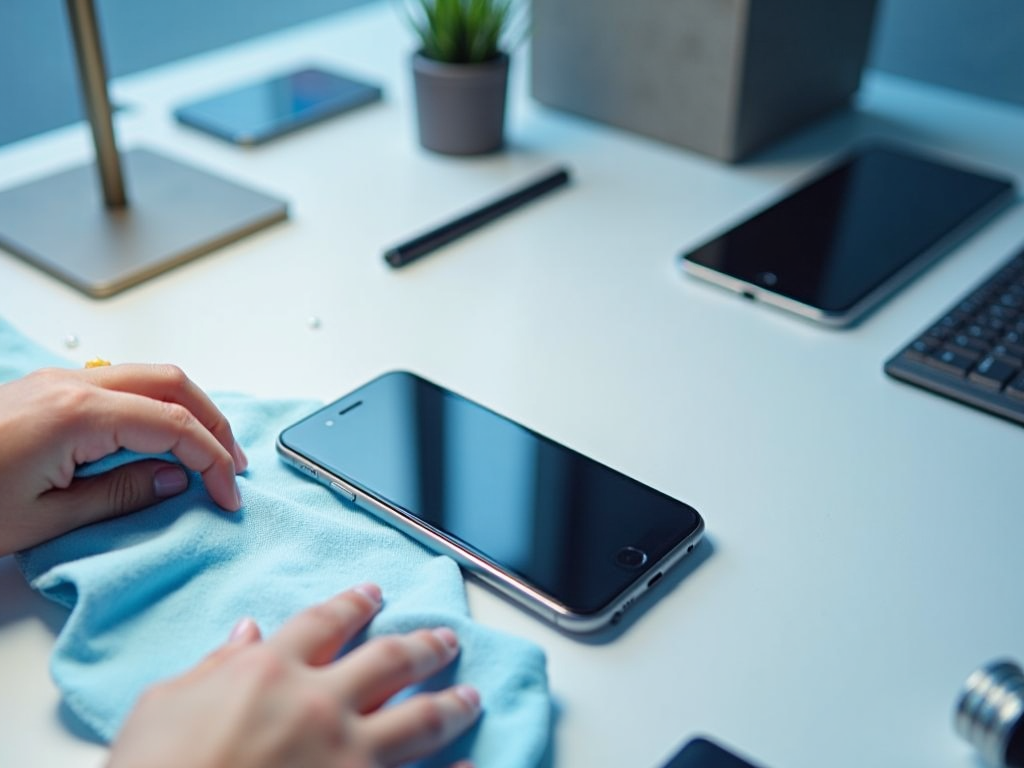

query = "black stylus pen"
[[384, 166, 571, 268]]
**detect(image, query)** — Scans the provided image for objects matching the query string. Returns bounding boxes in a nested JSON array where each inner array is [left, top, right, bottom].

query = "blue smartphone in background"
[[174, 66, 382, 145]]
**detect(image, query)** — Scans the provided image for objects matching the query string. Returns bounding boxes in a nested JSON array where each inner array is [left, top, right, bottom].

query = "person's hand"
[[0, 364, 247, 556], [107, 583, 480, 768]]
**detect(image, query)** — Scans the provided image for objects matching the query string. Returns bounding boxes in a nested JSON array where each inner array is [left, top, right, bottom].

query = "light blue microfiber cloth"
[[2, 317, 551, 768]]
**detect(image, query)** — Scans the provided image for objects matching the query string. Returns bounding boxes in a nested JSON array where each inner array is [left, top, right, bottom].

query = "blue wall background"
[[870, 0, 1024, 107], [0, 0, 1022, 148], [0, 0, 372, 147]]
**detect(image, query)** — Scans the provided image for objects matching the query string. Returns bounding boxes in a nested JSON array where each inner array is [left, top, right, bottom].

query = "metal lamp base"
[[0, 148, 288, 298]]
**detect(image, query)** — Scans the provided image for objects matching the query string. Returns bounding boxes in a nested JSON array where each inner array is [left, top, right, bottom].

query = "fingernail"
[[232, 442, 249, 473], [228, 617, 257, 642], [453, 684, 481, 712], [231, 481, 243, 511], [153, 466, 188, 498], [433, 627, 459, 652], [352, 582, 382, 608]]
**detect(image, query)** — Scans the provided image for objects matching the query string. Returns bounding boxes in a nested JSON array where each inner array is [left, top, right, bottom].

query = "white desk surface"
[[2, 3, 1023, 767]]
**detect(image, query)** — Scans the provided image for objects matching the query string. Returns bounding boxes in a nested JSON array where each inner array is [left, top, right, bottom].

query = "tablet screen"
[[682, 145, 1015, 319]]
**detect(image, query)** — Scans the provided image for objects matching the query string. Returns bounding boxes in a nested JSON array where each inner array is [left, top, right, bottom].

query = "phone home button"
[[615, 546, 648, 569]]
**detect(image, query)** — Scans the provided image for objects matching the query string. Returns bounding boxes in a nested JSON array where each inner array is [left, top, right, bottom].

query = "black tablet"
[[680, 144, 1016, 327]]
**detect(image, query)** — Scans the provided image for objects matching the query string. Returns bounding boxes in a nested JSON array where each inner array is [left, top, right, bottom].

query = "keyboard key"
[[905, 338, 940, 361], [999, 339, 1024, 359], [943, 342, 982, 362], [936, 312, 966, 330], [925, 325, 953, 342], [988, 304, 1019, 321], [965, 324, 997, 342], [926, 349, 975, 378], [1007, 373, 1024, 401], [968, 356, 1019, 390], [958, 299, 981, 315], [990, 346, 1024, 368], [949, 334, 989, 354]]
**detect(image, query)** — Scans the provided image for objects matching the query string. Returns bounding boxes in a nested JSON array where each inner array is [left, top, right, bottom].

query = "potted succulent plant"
[[406, 0, 520, 155]]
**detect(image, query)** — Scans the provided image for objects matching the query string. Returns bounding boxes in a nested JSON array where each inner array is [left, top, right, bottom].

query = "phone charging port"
[[647, 572, 663, 588]]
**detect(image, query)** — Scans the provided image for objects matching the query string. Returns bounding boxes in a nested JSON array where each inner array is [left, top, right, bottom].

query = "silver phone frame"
[[680, 152, 1017, 328], [276, 437, 704, 634]]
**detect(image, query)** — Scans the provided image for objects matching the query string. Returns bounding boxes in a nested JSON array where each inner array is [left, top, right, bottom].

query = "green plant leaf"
[[409, 0, 518, 63]]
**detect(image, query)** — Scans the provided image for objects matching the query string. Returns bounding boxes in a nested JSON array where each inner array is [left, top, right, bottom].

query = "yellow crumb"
[[84, 358, 111, 368]]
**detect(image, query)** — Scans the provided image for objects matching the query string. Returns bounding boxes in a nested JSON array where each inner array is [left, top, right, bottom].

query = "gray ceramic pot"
[[412, 52, 509, 155]]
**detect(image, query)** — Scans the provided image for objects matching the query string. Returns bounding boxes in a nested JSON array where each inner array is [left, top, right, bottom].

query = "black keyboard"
[[885, 247, 1024, 426]]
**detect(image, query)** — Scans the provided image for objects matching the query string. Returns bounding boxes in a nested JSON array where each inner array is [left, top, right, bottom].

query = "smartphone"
[[277, 371, 704, 633], [659, 737, 764, 768], [680, 143, 1016, 327], [174, 66, 382, 145]]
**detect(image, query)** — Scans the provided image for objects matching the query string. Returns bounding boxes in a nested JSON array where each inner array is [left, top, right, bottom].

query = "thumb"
[[5, 461, 190, 554], [47, 459, 189, 526]]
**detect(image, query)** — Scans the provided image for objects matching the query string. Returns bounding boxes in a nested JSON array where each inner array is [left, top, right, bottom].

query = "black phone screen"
[[660, 738, 762, 768], [683, 144, 1015, 316], [174, 67, 382, 145], [279, 372, 703, 617]]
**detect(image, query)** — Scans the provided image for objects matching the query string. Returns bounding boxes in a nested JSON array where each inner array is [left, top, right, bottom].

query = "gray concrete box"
[[530, 0, 878, 162]]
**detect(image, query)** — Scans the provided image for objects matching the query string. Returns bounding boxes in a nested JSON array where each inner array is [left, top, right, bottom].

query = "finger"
[[34, 459, 189, 530], [83, 388, 241, 511], [227, 617, 263, 645], [268, 584, 382, 665], [332, 627, 460, 713], [365, 685, 481, 766], [186, 617, 263, 680], [85, 364, 248, 472]]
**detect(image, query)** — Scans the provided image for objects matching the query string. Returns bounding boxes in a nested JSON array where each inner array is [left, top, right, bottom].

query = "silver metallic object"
[[0, 0, 287, 299], [66, 0, 125, 207], [955, 659, 1024, 767]]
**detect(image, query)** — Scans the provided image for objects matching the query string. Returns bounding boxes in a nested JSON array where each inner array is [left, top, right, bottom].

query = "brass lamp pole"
[[67, 0, 127, 207], [0, 0, 288, 298]]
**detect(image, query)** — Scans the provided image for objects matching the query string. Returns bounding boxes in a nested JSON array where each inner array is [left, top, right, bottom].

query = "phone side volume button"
[[329, 481, 356, 503]]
